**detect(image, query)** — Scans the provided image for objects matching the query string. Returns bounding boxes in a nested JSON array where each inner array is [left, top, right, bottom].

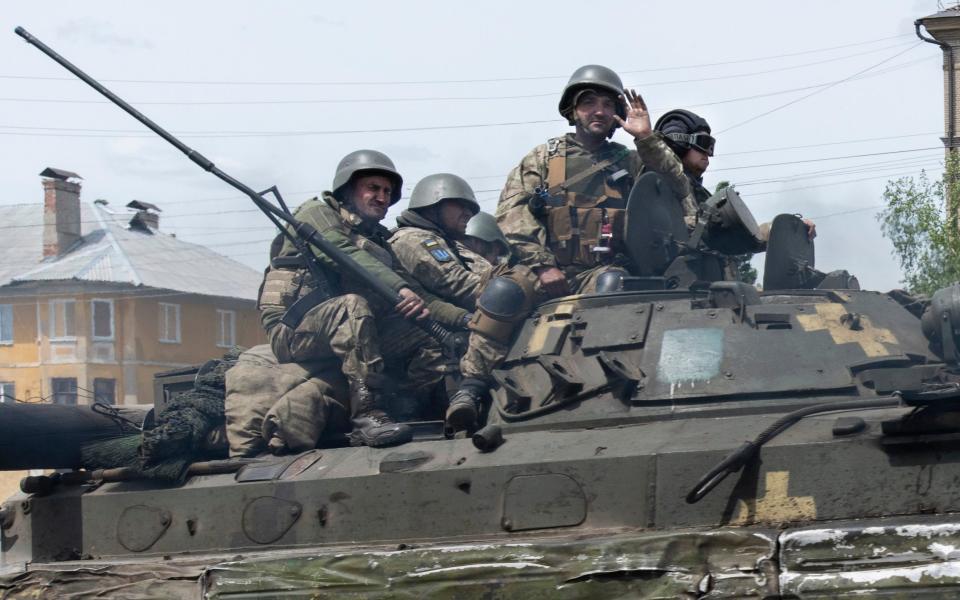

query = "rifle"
[[14, 27, 460, 350]]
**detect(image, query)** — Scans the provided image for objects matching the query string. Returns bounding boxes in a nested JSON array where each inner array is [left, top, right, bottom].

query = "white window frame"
[[49, 298, 77, 341], [0, 382, 14, 403], [0, 304, 12, 345], [93, 378, 116, 405], [158, 302, 181, 343], [91, 298, 115, 341], [216, 309, 236, 348], [51, 377, 77, 405]]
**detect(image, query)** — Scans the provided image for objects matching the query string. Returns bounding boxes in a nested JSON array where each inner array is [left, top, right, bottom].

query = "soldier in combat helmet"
[[652, 108, 816, 243], [391, 174, 539, 431], [460, 211, 512, 268], [496, 65, 682, 297], [258, 150, 470, 447]]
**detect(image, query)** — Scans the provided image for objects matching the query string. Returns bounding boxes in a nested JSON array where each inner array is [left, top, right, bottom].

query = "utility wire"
[[719, 42, 923, 134], [1, 33, 911, 87], [710, 147, 942, 172], [0, 55, 930, 115]]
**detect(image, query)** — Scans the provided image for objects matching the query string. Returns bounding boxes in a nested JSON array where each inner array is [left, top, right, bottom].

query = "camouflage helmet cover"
[[332, 149, 403, 205], [558, 64, 627, 125], [408, 173, 480, 214]]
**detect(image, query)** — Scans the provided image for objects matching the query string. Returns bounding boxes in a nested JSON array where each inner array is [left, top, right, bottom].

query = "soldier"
[[460, 211, 511, 268], [496, 65, 681, 297], [652, 109, 816, 242], [258, 150, 469, 448], [391, 174, 539, 431]]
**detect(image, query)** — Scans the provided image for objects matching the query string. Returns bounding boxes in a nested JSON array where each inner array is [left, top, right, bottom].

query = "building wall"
[[0, 287, 264, 406]]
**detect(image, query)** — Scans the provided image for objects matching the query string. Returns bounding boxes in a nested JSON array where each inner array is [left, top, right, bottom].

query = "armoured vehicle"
[[7, 26, 960, 600]]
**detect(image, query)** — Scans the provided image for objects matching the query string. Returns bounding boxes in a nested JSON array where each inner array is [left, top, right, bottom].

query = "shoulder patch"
[[421, 238, 453, 262]]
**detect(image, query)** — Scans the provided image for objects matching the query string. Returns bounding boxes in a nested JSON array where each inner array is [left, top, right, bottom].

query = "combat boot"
[[349, 380, 412, 448], [446, 378, 487, 433]]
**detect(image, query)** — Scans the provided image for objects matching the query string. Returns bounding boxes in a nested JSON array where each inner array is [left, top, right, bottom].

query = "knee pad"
[[595, 269, 627, 293], [470, 277, 530, 343]]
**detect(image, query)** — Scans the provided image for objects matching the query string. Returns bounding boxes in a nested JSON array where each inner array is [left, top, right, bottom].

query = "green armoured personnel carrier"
[[7, 26, 960, 600]]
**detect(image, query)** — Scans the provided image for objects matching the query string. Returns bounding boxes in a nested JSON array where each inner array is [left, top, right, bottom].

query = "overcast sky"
[[0, 0, 951, 291]]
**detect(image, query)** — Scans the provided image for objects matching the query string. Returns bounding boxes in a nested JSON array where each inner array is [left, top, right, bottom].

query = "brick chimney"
[[39, 167, 83, 258]]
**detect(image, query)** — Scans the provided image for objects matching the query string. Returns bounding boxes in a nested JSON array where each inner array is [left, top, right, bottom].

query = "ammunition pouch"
[[259, 262, 334, 330], [541, 143, 631, 268], [545, 201, 625, 268], [469, 275, 536, 343]]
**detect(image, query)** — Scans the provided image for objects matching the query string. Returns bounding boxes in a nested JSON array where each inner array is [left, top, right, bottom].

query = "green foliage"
[[714, 181, 758, 284], [878, 153, 960, 295]]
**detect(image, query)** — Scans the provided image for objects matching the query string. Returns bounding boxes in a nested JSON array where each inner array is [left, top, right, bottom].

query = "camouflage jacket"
[[454, 241, 496, 279], [495, 132, 685, 270], [260, 192, 467, 331], [631, 132, 702, 228], [390, 210, 489, 311]]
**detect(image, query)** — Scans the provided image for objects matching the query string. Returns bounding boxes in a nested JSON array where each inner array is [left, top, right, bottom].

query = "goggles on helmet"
[[665, 132, 716, 157]]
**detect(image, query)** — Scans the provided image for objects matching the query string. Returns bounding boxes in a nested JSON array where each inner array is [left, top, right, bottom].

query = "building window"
[[51, 378, 77, 405], [0, 382, 14, 403], [93, 378, 116, 405], [159, 302, 181, 343], [91, 299, 114, 340], [0, 305, 12, 344], [49, 299, 76, 340], [216, 309, 236, 348]]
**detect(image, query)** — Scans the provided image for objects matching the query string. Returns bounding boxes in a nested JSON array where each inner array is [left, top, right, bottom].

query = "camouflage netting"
[[81, 347, 244, 481]]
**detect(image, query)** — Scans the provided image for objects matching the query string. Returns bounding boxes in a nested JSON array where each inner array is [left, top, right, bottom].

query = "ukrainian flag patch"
[[422, 238, 452, 262]]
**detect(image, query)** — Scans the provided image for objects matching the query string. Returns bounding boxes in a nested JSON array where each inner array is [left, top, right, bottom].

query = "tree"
[[714, 181, 758, 284], [878, 154, 960, 296]]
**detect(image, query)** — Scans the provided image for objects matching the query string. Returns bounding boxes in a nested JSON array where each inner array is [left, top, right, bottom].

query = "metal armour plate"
[[501, 474, 586, 532]]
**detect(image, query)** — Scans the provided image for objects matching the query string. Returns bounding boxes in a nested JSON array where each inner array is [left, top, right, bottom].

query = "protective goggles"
[[665, 132, 716, 156]]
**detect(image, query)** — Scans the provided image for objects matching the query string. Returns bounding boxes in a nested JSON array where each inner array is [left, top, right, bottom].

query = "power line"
[[0, 54, 930, 117], [1, 33, 911, 87], [0, 120, 559, 138], [719, 42, 923, 134], [711, 147, 943, 172], [743, 169, 939, 197]]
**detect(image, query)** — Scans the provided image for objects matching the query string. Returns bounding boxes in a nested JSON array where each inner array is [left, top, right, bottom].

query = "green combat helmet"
[[558, 64, 626, 125], [465, 211, 510, 255], [332, 149, 404, 204], [408, 173, 481, 213]]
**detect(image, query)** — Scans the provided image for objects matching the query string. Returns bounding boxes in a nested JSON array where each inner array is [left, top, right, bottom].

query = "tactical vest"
[[258, 201, 396, 329], [542, 137, 634, 268]]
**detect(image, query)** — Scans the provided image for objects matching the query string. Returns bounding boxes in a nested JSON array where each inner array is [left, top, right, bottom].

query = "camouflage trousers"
[[459, 263, 543, 384], [459, 333, 510, 383], [267, 293, 446, 395]]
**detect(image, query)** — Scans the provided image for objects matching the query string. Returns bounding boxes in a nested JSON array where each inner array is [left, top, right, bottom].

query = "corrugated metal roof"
[[0, 202, 261, 301]]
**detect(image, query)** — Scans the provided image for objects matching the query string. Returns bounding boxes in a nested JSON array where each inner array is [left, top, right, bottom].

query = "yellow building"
[[0, 168, 265, 407]]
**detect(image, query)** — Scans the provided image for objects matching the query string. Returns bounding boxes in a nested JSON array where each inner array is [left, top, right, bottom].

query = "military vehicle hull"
[[4, 287, 960, 597]]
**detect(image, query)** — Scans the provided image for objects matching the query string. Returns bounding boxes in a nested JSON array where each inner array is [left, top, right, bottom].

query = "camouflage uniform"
[[637, 134, 769, 279], [390, 209, 539, 383], [455, 241, 496, 277], [496, 132, 685, 293], [632, 131, 702, 228], [259, 192, 466, 399]]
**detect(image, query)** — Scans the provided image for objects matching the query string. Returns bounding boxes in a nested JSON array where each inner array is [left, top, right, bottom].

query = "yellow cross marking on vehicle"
[[796, 303, 898, 357], [525, 302, 576, 356], [731, 471, 816, 525]]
